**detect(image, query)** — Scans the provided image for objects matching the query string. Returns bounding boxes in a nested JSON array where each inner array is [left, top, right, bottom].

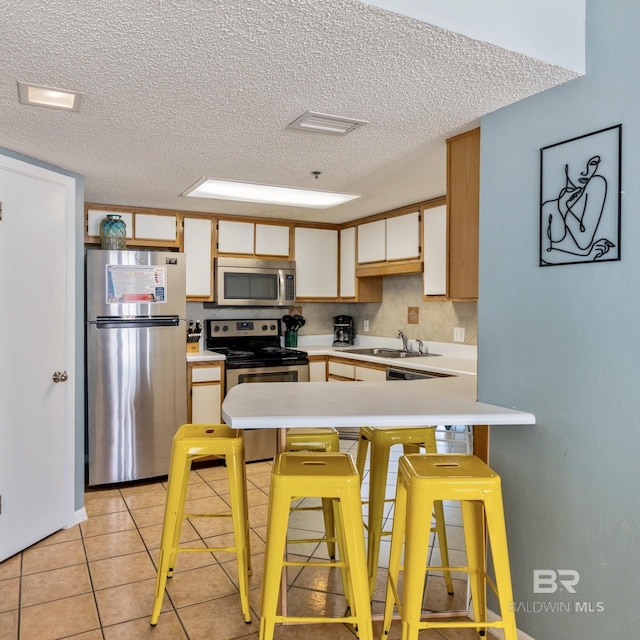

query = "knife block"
[[186, 342, 199, 353]]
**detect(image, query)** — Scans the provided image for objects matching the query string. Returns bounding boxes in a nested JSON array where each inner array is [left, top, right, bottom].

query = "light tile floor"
[[1, 426, 496, 640]]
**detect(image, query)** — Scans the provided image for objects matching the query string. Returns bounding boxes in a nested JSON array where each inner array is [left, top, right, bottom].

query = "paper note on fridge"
[[105, 264, 167, 303]]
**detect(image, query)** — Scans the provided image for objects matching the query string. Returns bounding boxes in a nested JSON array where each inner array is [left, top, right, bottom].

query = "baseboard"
[[71, 507, 88, 527], [466, 608, 537, 640]]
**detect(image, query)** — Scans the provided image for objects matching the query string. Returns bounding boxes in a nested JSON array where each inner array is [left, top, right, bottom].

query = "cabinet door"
[[218, 220, 254, 254], [191, 384, 222, 423], [183, 217, 213, 299], [255, 223, 290, 256], [309, 359, 327, 382], [357, 219, 386, 264], [355, 365, 386, 381], [294, 227, 338, 298], [423, 205, 447, 296], [134, 213, 177, 241], [339, 227, 356, 298], [386, 212, 420, 260]]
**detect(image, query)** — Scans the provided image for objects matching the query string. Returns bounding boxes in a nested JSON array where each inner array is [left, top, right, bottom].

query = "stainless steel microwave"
[[214, 257, 296, 306]]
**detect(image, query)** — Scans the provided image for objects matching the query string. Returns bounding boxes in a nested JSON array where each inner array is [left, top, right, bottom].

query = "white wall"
[[478, 0, 638, 636]]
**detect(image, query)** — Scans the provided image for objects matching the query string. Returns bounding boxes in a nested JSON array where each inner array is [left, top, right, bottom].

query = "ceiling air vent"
[[287, 111, 368, 135]]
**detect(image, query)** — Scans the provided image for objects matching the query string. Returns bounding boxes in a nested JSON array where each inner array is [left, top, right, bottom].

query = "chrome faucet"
[[397, 330, 408, 352], [416, 339, 424, 355]]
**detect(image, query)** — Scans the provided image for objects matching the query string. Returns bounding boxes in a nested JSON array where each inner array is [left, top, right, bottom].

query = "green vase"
[[100, 214, 127, 250]]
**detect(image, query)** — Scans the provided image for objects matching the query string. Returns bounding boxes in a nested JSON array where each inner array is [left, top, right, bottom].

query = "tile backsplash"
[[189, 273, 477, 345]]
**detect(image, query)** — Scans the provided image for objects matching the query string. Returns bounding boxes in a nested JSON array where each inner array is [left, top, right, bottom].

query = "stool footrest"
[[274, 615, 360, 625], [184, 512, 232, 519], [283, 560, 346, 569]]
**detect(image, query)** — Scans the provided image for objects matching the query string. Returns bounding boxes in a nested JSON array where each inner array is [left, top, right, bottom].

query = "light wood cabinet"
[[327, 357, 387, 381], [217, 219, 291, 257], [294, 226, 338, 299], [85, 206, 179, 247], [183, 216, 213, 300], [339, 227, 383, 302], [356, 209, 422, 277], [445, 128, 479, 300], [188, 362, 223, 423]]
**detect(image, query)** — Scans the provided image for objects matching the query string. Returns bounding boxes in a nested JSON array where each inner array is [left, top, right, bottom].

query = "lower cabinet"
[[309, 355, 327, 382], [188, 362, 224, 423], [327, 357, 387, 382]]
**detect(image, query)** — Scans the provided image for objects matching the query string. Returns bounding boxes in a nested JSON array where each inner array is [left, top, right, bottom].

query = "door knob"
[[52, 371, 68, 383]]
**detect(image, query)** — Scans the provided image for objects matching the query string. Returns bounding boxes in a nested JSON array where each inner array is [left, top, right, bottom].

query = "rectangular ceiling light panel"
[[287, 111, 368, 135], [184, 178, 362, 209], [17, 82, 84, 111]]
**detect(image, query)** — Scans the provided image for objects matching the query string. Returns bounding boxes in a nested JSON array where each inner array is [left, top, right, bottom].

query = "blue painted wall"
[[478, 0, 639, 636]]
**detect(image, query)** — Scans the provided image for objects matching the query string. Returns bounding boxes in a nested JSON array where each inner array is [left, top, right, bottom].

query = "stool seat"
[[150, 424, 252, 626], [382, 454, 517, 640], [260, 452, 372, 640], [355, 426, 453, 597]]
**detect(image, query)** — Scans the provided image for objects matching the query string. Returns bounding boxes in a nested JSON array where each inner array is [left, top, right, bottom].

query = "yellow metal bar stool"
[[150, 423, 252, 626], [285, 427, 340, 559], [382, 454, 518, 640], [260, 452, 373, 640], [355, 426, 453, 597]]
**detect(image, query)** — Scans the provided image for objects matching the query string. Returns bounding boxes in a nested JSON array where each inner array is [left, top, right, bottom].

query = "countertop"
[[221, 375, 534, 429], [186, 341, 477, 377]]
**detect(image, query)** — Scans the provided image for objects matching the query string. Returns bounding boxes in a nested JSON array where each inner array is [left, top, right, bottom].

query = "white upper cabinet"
[[357, 219, 386, 264], [135, 213, 177, 241], [217, 220, 254, 254], [294, 227, 338, 298], [255, 223, 290, 256], [339, 227, 357, 298], [357, 212, 420, 264], [183, 217, 213, 299], [386, 211, 420, 260], [423, 205, 447, 296]]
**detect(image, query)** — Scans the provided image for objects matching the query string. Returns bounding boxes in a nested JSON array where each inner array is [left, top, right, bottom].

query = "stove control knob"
[[222, 325, 229, 332], [262, 324, 268, 331], [213, 325, 220, 332], [270, 324, 276, 330]]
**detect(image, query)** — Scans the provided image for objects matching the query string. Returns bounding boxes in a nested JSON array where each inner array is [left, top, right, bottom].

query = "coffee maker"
[[333, 315, 355, 346]]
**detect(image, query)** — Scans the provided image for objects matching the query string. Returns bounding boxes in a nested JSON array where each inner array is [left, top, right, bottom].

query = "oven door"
[[227, 364, 309, 388], [226, 363, 309, 462]]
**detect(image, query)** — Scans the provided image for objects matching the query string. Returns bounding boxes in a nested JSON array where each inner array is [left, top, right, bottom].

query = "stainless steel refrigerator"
[[86, 249, 187, 485]]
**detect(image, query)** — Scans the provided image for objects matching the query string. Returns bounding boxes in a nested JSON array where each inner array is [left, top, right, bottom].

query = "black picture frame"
[[540, 124, 621, 266]]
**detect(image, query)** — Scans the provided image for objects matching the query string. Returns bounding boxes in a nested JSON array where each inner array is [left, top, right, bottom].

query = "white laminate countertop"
[[222, 376, 535, 430], [186, 343, 476, 376]]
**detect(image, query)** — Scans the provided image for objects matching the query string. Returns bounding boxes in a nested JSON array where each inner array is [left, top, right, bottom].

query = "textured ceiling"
[[0, 0, 579, 223]]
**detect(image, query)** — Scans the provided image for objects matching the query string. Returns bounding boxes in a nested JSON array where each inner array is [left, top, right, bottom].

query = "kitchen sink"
[[339, 347, 436, 358]]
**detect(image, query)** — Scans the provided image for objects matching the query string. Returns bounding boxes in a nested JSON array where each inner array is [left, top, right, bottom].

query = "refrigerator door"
[[87, 320, 187, 485], [86, 249, 185, 320]]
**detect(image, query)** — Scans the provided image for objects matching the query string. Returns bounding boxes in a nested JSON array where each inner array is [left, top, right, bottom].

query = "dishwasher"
[[337, 367, 454, 439]]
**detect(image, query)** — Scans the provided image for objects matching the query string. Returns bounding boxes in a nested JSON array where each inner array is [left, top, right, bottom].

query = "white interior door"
[[0, 155, 76, 561]]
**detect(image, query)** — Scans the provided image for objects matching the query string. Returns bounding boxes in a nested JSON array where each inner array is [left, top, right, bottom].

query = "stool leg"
[[432, 500, 455, 595], [338, 489, 374, 640], [321, 498, 337, 559], [403, 492, 435, 640], [151, 444, 188, 625], [225, 445, 252, 623], [366, 439, 391, 596], [260, 482, 291, 640], [381, 476, 407, 637], [461, 499, 486, 634], [484, 490, 518, 640], [355, 432, 369, 479], [167, 454, 193, 577]]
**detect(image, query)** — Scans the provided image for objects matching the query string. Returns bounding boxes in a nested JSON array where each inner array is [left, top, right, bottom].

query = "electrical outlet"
[[363, 320, 369, 332], [453, 327, 465, 343]]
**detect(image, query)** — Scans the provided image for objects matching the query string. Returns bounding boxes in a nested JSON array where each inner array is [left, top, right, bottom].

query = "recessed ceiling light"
[[287, 111, 368, 135], [17, 82, 84, 112], [183, 178, 362, 209]]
